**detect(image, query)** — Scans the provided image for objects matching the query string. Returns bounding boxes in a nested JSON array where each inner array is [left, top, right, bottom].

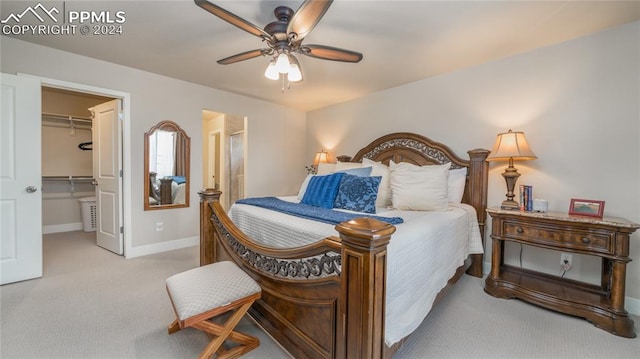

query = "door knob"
[[92, 179, 99, 186], [26, 186, 38, 193]]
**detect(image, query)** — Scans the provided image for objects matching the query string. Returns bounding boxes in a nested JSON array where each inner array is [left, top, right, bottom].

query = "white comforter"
[[229, 197, 483, 346]]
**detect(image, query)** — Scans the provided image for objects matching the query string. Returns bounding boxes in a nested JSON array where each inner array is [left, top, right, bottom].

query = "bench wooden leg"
[[168, 319, 181, 334], [193, 301, 258, 359]]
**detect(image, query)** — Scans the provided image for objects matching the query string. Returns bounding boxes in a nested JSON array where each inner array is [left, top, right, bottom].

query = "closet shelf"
[[42, 176, 94, 194], [42, 112, 92, 123], [43, 176, 94, 181], [42, 112, 92, 131]]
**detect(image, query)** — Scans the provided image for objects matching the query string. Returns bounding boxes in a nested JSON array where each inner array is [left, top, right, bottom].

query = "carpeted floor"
[[1, 231, 638, 358]]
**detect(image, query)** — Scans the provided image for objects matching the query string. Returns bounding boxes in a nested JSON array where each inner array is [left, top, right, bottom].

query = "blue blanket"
[[235, 197, 404, 226]]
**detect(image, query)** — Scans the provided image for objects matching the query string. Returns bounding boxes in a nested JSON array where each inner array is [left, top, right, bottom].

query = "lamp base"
[[500, 162, 522, 211], [500, 200, 520, 211]]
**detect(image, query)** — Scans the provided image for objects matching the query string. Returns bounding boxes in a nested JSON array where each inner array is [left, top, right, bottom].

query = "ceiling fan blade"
[[217, 49, 268, 65], [287, 0, 333, 41], [194, 0, 271, 39], [301, 45, 363, 63]]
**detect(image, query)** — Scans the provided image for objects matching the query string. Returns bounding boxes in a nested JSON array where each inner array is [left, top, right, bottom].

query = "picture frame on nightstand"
[[568, 198, 605, 218]]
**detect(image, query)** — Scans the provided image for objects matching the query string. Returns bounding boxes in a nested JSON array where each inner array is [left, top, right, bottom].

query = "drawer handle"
[[582, 237, 591, 244], [516, 227, 524, 234]]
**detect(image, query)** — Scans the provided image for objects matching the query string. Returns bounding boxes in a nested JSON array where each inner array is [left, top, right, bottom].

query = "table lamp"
[[307, 150, 328, 174], [487, 129, 537, 210]]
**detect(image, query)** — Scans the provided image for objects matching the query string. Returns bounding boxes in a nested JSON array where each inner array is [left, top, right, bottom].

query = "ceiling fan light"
[[275, 53, 290, 73], [288, 63, 303, 82], [264, 60, 279, 80]]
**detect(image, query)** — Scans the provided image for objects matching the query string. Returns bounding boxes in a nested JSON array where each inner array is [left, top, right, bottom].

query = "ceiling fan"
[[194, 0, 363, 85]]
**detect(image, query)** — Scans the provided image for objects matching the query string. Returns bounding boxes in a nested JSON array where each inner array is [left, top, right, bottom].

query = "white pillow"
[[362, 158, 391, 208], [335, 161, 362, 171], [317, 162, 336, 175], [448, 168, 467, 203], [297, 174, 313, 200], [389, 161, 450, 211]]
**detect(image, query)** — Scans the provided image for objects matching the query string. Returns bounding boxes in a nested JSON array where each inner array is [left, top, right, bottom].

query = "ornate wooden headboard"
[[337, 132, 490, 276]]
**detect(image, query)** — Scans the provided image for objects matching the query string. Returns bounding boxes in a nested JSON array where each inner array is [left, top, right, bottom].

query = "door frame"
[[229, 130, 246, 206], [19, 73, 132, 257], [207, 130, 221, 189]]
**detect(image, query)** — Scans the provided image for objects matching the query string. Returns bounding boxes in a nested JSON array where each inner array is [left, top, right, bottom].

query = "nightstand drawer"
[[502, 222, 612, 253]]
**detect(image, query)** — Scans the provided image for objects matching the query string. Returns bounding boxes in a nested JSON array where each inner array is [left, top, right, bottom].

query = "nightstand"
[[485, 207, 639, 338]]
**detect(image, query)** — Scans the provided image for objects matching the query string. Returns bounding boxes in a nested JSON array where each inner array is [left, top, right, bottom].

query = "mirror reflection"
[[144, 120, 190, 210]]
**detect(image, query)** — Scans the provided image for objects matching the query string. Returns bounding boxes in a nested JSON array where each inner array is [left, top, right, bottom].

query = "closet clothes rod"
[[42, 176, 95, 194], [42, 112, 92, 124], [42, 176, 94, 181]]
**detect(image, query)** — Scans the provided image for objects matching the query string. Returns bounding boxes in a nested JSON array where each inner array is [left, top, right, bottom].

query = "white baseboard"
[[483, 261, 491, 277], [43, 222, 83, 234], [481, 261, 640, 316], [125, 236, 198, 259], [626, 296, 640, 316]]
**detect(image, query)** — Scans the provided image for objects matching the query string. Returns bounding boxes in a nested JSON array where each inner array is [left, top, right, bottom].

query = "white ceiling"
[[3, 0, 639, 111]]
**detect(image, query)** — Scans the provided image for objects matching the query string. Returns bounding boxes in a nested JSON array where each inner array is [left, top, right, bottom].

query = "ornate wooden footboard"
[[199, 133, 489, 359]]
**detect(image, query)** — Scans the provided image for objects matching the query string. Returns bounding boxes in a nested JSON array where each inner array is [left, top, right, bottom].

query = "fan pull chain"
[[279, 75, 293, 93]]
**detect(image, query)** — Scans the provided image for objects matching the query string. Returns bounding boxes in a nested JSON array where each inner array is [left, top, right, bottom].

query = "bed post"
[[199, 188, 220, 266], [466, 148, 490, 278], [335, 218, 396, 359]]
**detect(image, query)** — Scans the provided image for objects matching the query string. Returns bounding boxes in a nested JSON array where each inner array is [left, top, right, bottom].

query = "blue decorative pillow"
[[337, 166, 372, 177], [170, 176, 186, 184], [301, 172, 345, 209], [333, 174, 382, 214]]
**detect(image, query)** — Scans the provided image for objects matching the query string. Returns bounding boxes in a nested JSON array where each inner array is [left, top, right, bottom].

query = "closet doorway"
[[41, 87, 123, 255], [202, 110, 246, 210]]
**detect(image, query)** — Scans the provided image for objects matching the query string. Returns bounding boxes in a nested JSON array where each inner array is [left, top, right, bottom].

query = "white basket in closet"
[[79, 196, 97, 232]]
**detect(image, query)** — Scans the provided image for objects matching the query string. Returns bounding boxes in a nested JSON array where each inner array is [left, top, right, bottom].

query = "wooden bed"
[[199, 132, 489, 359]]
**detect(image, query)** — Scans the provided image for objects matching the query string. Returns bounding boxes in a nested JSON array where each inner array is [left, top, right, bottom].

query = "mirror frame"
[[144, 120, 191, 211]]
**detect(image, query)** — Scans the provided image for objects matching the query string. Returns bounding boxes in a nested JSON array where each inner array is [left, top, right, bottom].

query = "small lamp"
[[287, 55, 303, 83], [275, 52, 290, 74], [264, 59, 279, 80], [487, 129, 537, 210], [307, 150, 329, 174]]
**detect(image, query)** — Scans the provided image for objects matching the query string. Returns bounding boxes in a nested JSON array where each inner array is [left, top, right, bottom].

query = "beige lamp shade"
[[313, 150, 329, 166], [487, 129, 537, 161]]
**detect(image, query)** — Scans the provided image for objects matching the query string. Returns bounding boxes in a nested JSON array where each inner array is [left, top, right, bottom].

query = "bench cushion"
[[166, 261, 260, 321]]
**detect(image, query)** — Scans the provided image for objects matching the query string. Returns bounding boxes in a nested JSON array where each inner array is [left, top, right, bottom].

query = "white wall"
[[1, 36, 307, 256], [307, 22, 640, 304]]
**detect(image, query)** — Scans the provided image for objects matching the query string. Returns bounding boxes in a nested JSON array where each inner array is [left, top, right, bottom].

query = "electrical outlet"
[[560, 252, 573, 270], [155, 222, 163, 232]]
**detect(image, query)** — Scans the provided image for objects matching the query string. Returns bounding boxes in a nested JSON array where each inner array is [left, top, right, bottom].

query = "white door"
[[90, 99, 123, 255], [0, 73, 42, 285]]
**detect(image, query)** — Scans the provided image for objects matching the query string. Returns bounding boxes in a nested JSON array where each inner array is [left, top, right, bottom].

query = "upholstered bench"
[[166, 261, 261, 359]]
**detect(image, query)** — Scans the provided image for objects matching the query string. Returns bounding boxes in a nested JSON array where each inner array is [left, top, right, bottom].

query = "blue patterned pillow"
[[301, 172, 345, 209], [333, 174, 382, 214]]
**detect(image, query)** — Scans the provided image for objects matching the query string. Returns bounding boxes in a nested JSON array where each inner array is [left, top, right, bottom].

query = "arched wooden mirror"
[[144, 120, 190, 210]]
